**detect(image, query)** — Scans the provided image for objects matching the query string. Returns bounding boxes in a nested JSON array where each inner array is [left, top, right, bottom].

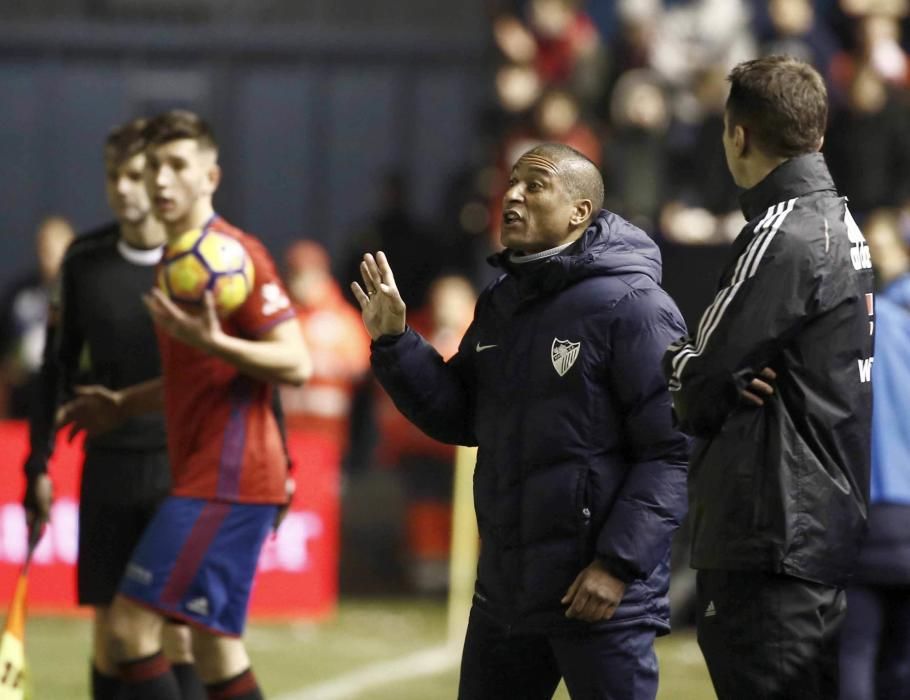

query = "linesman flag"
[[0, 528, 41, 700]]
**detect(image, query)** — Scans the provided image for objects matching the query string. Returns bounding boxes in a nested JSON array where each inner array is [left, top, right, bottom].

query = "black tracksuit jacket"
[[663, 153, 874, 587]]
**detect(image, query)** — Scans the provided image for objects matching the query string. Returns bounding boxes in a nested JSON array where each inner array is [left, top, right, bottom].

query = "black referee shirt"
[[36, 223, 167, 457]]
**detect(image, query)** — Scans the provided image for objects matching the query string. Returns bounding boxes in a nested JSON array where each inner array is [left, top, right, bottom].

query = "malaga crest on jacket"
[[551, 338, 580, 377]]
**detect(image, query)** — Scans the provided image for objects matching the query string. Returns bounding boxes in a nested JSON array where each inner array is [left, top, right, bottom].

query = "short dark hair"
[[521, 142, 605, 214], [726, 55, 827, 158], [104, 117, 148, 166], [143, 109, 217, 151]]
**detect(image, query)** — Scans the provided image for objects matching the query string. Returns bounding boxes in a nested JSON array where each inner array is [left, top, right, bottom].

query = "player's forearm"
[[117, 378, 165, 417], [208, 333, 312, 386]]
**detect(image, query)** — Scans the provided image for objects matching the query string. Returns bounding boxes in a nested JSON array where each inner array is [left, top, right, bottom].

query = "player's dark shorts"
[[118, 495, 277, 637], [78, 447, 171, 606]]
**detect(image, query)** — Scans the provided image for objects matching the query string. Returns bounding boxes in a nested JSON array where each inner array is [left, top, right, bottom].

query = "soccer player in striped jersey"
[[23, 118, 205, 700], [102, 110, 310, 700]]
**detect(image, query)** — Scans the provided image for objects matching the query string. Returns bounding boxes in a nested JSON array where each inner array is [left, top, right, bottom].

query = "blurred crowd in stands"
[[485, 0, 910, 244], [3, 0, 910, 596]]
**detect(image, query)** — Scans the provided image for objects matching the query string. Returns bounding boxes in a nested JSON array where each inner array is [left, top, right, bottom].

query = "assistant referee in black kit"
[[22, 118, 205, 700]]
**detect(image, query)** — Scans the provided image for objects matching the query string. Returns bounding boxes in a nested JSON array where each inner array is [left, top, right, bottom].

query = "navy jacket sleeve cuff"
[[372, 327, 409, 348], [598, 555, 639, 584]]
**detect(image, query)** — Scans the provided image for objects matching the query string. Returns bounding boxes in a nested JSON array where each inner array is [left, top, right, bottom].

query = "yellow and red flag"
[[0, 528, 41, 699], [0, 574, 28, 699]]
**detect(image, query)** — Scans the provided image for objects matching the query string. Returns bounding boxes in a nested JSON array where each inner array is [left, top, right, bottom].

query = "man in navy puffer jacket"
[[352, 143, 689, 700]]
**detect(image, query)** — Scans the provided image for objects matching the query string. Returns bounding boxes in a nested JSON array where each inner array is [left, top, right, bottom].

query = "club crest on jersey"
[[551, 338, 580, 377]]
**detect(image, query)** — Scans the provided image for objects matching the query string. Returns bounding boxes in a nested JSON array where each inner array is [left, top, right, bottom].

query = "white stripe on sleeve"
[[670, 198, 797, 386]]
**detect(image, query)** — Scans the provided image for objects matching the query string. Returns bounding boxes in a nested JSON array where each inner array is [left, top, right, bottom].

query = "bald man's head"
[[519, 143, 604, 217], [501, 143, 605, 253]]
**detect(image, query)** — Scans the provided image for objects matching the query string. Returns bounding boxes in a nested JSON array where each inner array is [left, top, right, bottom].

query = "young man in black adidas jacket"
[[663, 56, 874, 699]]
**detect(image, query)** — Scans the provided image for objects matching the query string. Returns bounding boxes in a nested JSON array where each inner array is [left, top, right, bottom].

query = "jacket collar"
[[487, 209, 662, 302], [739, 152, 837, 221]]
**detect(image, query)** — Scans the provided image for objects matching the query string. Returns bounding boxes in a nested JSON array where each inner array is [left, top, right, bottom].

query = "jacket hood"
[[490, 209, 663, 298]]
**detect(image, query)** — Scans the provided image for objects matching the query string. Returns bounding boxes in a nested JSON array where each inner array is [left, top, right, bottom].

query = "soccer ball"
[[158, 228, 255, 317]]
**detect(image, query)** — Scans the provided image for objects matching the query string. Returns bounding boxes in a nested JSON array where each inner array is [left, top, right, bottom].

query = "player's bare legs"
[[192, 630, 264, 699], [93, 603, 205, 700], [164, 623, 206, 699], [191, 630, 250, 681], [93, 607, 118, 673], [108, 594, 180, 699], [162, 623, 193, 664], [91, 606, 119, 699], [109, 595, 164, 659]]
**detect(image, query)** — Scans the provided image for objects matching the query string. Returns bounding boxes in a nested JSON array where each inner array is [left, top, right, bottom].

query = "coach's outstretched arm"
[[353, 251, 476, 446]]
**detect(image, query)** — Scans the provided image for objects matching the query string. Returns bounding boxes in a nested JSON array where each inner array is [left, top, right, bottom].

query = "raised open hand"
[[350, 251, 407, 340]]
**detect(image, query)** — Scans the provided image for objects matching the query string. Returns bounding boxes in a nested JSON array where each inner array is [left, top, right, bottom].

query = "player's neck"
[[120, 217, 166, 250], [738, 153, 791, 191], [165, 200, 216, 239]]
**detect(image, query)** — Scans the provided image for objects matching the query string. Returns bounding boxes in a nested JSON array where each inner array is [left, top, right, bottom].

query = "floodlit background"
[[2, 0, 909, 698]]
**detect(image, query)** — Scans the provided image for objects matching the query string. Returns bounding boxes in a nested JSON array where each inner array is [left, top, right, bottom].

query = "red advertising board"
[[0, 421, 338, 619]]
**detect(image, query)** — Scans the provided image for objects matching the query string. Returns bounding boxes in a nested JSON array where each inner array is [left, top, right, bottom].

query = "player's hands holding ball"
[[351, 252, 406, 340], [143, 288, 225, 352]]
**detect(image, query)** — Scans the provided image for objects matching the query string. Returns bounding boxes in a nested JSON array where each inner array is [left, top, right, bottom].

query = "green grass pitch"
[[25, 600, 714, 698]]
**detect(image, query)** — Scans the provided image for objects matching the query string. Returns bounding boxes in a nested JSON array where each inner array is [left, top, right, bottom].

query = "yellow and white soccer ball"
[[158, 228, 255, 317]]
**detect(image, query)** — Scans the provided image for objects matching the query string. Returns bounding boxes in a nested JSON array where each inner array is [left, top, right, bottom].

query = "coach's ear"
[[570, 199, 593, 227]]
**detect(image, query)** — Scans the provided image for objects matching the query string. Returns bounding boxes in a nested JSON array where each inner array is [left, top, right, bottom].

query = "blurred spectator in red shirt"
[[280, 240, 371, 457], [493, 0, 606, 107], [831, 12, 910, 99]]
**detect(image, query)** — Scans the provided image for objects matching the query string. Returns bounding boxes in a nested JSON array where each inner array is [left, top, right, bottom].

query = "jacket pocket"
[[575, 467, 593, 566]]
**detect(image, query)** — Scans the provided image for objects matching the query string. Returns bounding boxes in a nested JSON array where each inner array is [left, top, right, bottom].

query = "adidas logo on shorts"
[[704, 600, 717, 618], [186, 597, 210, 616], [125, 563, 153, 586]]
